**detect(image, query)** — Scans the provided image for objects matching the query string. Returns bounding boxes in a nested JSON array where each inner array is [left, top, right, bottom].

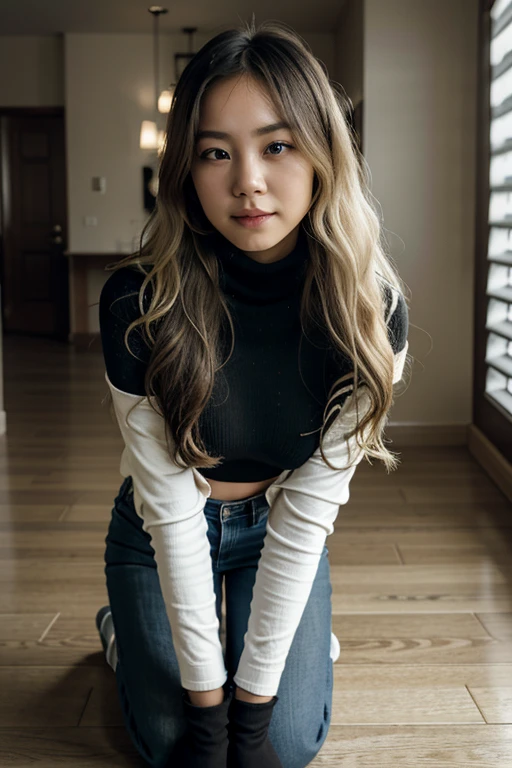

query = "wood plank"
[[0, 667, 98, 726], [0, 727, 144, 766], [0, 613, 107, 666]]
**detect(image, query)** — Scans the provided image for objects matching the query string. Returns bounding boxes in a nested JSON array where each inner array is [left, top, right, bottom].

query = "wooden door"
[[0, 109, 69, 341]]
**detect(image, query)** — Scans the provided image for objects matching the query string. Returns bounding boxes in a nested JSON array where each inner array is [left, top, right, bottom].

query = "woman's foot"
[[95, 606, 118, 671], [330, 632, 340, 662]]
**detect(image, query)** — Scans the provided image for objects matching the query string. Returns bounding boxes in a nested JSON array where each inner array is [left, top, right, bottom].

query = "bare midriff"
[[207, 475, 281, 503]]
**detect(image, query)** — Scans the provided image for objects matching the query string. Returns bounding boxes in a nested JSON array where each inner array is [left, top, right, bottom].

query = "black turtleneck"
[[212, 223, 310, 305], [99, 225, 407, 482], [195, 223, 339, 481]]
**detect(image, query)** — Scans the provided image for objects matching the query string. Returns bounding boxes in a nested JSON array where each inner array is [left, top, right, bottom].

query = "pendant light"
[[139, 6, 168, 151], [158, 27, 197, 114]]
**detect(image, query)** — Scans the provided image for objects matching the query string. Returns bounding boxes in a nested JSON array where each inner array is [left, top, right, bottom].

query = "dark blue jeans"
[[103, 475, 334, 768]]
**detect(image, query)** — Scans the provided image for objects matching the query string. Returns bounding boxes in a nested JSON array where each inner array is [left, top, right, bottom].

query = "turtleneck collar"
[[212, 223, 310, 305]]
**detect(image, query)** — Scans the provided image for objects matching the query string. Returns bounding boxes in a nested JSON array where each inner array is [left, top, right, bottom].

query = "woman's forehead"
[[197, 77, 283, 135]]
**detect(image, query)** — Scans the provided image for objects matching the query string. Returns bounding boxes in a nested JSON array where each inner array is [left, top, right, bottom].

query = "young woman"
[[96, 18, 410, 768]]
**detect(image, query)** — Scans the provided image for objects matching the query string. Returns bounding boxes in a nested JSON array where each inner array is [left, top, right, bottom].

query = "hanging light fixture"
[[140, 5, 168, 151], [158, 27, 197, 114]]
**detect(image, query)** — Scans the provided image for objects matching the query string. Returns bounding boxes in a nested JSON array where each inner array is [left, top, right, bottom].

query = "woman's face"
[[190, 74, 314, 264]]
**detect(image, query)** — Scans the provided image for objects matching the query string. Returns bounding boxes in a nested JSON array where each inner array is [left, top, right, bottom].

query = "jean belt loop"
[[249, 498, 257, 527]]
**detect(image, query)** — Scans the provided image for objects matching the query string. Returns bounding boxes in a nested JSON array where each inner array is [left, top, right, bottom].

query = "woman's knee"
[[269, 693, 332, 768], [116, 666, 186, 768], [131, 713, 187, 768]]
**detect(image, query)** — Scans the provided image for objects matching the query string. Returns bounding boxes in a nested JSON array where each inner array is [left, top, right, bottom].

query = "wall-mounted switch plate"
[[92, 176, 107, 193]]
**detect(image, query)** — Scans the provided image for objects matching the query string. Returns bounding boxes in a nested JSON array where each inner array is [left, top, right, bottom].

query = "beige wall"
[[361, 0, 478, 427], [0, 35, 63, 105], [333, 0, 364, 108]]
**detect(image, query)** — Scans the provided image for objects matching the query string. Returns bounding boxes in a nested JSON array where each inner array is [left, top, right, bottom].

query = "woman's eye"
[[266, 141, 292, 155], [199, 141, 293, 161], [200, 148, 229, 161]]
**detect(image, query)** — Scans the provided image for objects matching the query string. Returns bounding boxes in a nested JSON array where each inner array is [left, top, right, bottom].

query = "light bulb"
[[158, 89, 173, 113], [140, 120, 158, 149]]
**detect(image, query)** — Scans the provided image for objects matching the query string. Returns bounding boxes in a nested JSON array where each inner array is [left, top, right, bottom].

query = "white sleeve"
[[105, 372, 228, 692], [234, 339, 409, 696], [393, 339, 409, 383]]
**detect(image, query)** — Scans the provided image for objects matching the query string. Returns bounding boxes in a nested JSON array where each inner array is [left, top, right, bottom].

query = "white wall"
[[64, 32, 161, 332], [361, 0, 478, 427]]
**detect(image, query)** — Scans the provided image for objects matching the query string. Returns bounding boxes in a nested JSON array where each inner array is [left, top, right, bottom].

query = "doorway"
[[0, 108, 69, 341]]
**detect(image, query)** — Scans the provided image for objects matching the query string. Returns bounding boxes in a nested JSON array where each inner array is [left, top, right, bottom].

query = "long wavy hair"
[[102, 18, 412, 474]]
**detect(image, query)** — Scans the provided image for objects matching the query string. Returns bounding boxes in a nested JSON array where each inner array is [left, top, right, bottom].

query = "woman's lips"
[[233, 213, 276, 228]]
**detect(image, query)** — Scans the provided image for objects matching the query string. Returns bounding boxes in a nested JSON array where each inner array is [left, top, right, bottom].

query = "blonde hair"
[[103, 18, 412, 473]]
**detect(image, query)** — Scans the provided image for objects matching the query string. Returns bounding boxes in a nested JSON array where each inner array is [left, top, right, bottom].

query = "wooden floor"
[[1, 333, 512, 766]]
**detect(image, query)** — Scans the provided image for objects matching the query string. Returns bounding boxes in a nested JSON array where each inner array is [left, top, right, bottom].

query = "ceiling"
[[0, 0, 348, 36]]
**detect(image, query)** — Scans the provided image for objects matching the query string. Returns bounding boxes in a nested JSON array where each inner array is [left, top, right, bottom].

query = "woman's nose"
[[232, 157, 268, 197]]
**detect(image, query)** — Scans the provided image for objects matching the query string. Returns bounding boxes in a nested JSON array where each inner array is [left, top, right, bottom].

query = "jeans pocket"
[[254, 508, 270, 527]]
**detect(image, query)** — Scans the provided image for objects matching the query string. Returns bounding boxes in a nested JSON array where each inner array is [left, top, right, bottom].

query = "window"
[[487, 0, 512, 417], [474, 0, 512, 463]]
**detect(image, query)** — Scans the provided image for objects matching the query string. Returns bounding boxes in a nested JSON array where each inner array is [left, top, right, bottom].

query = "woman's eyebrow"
[[195, 121, 291, 141]]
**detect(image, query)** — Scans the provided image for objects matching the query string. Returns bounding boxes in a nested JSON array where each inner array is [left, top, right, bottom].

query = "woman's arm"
[[100, 269, 228, 692], [233, 408, 365, 696], [233, 288, 409, 696], [105, 374, 228, 691]]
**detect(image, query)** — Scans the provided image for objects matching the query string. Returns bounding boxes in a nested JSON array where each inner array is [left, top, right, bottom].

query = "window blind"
[[486, 0, 512, 418]]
